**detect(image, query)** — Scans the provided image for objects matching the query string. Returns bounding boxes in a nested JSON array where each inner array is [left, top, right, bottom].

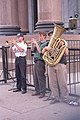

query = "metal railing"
[[67, 48, 80, 97], [0, 42, 80, 97], [0, 46, 10, 83]]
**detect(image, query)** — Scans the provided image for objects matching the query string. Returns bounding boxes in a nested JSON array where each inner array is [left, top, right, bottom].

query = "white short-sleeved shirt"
[[12, 41, 27, 57]]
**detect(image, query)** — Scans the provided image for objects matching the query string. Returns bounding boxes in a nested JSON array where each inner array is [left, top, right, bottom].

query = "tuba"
[[43, 24, 67, 66]]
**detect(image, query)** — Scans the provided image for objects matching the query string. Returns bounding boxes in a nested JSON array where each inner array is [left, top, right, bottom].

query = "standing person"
[[31, 31, 48, 98], [42, 30, 69, 104], [12, 33, 27, 94]]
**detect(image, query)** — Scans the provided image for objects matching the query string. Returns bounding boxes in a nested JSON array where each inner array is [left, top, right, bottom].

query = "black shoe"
[[32, 92, 40, 96], [39, 93, 45, 98], [43, 97, 51, 101], [21, 89, 26, 94], [13, 88, 21, 92]]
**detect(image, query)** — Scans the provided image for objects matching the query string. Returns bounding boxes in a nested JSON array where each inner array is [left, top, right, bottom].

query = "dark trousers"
[[15, 56, 27, 90], [33, 60, 46, 94]]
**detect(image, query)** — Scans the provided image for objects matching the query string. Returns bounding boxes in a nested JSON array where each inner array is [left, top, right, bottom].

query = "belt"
[[34, 59, 44, 63], [16, 56, 26, 58]]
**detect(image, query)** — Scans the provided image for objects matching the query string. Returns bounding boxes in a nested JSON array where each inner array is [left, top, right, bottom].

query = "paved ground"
[[0, 81, 80, 120]]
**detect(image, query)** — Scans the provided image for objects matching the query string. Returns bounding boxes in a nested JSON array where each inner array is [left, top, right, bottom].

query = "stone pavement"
[[0, 81, 80, 120]]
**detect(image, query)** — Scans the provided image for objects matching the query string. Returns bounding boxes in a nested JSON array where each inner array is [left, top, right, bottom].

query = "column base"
[[34, 21, 64, 32], [0, 25, 21, 36], [21, 30, 29, 35]]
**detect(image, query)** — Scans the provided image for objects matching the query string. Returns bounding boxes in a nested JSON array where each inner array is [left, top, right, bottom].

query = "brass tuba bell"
[[43, 24, 67, 66]]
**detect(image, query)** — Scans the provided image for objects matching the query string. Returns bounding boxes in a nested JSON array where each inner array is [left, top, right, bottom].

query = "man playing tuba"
[[42, 27, 69, 104]]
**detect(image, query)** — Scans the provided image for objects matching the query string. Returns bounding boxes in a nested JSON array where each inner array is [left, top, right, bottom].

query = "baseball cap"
[[17, 33, 24, 37], [47, 30, 53, 36]]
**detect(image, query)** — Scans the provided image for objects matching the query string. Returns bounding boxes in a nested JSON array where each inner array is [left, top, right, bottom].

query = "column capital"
[[35, 0, 63, 32], [35, 21, 64, 32], [0, 0, 20, 35], [0, 25, 21, 36]]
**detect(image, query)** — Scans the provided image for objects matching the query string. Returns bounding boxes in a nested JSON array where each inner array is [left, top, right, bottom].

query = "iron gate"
[[0, 46, 80, 97]]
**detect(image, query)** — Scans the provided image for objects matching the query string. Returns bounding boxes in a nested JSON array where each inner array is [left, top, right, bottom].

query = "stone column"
[[35, 0, 63, 32], [0, 0, 20, 35], [18, 0, 29, 34]]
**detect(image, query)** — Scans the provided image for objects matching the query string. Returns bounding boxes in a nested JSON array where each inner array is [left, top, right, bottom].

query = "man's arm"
[[31, 38, 41, 53]]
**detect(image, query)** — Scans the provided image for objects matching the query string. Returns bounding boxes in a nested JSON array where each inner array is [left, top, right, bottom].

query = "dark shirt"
[[59, 54, 67, 65], [32, 40, 48, 63]]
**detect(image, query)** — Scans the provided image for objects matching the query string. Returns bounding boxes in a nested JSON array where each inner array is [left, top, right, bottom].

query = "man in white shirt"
[[12, 33, 27, 94]]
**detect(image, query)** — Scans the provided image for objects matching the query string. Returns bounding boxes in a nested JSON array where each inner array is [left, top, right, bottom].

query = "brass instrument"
[[43, 24, 67, 66], [5, 40, 17, 45], [5, 39, 39, 46]]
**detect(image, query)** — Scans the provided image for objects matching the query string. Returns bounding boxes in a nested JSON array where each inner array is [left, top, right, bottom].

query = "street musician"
[[12, 33, 27, 94], [42, 26, 69, 104], [31, 31, 48, 98]]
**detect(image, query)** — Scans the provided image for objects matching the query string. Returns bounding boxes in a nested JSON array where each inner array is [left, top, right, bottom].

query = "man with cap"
[[12, 33, 27, 94], [47, 30, 53, 37]]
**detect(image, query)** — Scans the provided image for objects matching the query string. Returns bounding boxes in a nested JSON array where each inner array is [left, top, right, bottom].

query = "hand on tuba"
[[42, 46, 52, 54]]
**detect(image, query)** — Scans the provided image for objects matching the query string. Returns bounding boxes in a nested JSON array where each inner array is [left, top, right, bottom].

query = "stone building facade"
[[0, 0, 80, 35], [0, 0, 80, 86]]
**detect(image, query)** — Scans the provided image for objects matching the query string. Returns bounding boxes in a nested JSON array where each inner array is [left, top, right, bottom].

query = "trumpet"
[[5, 40, 17, 46], [5, 38, 39, 46], [25, 38, 39, 44]]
